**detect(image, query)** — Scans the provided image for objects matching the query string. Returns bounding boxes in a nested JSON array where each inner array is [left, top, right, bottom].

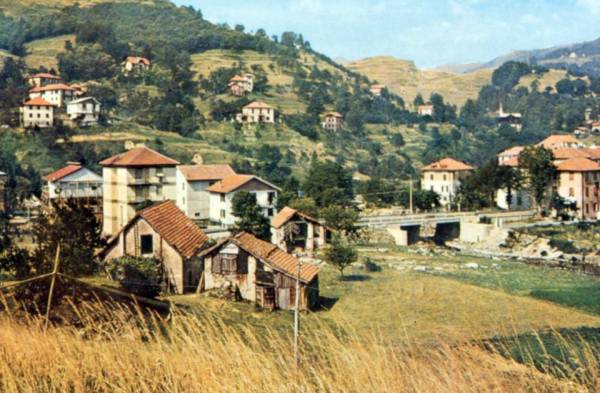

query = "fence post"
[[44, 245, 61, 331]]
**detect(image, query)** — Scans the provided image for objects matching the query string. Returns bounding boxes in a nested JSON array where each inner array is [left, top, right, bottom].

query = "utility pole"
[[409, 174, 414, 214], [294, 256, 302, 367]]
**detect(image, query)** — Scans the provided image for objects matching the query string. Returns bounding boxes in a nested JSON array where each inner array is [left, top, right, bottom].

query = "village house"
[[421, 158, 474, 207], [417, 104, 434, 117], [0, 171, 6, 213], [176, 164, 236, 221], [236, 101, 275, 124], [19, 97, 56, 128], [100, 146, 180, 237], [28, 83, 76, 108], [207, 174, 280, 226], [370, 84, 385, 97], [66, 97, 101, 126], [122, 56, 151, 74], [27, 73, 62, 88], [271, 207, 330, 253], [496, 105, 523, 131], [322, 112, 344, 132], [496, 149, 532, 211], [228, 73, 254, 97], [102, 200, 209, 294], [537, 134, 581, 150], [555, 157, 600, 220], [199, 232, 320, 310], [44, 163, 103, 203]]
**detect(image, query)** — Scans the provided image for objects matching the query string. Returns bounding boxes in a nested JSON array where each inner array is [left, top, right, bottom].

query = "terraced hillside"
[[347, 56, 493, 106]]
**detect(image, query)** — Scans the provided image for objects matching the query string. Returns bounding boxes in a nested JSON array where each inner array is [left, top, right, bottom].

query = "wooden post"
[[293, 257, 302, 367], [44, 245, 61, 331]]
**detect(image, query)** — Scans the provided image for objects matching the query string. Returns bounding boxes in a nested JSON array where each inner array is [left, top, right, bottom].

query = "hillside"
[[347, 56, 493, 106]]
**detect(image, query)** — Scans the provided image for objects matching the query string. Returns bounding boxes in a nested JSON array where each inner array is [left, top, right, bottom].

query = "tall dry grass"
[[0, 300, 596, 393]]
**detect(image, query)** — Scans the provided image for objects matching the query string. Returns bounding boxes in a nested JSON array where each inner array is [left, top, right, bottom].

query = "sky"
[[173, 0, 600, 69]]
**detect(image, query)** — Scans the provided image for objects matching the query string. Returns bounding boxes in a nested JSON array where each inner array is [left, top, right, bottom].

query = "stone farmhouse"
[[20, 97, 56, 128], [271, 207, 330, 253], [100, 146, 180, 237], [176, 164, 236, 221], [207, 174, 280, 226], [236, 101, 275, 124], [102, 200, 209, 294], [421, 158, 474, 208], [199, 232, 320, 310]]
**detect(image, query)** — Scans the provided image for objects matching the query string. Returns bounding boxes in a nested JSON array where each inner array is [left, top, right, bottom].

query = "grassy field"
[[346, 56, 493, 106], [517, 223, 600, 254], [24, 34, 75, 70]]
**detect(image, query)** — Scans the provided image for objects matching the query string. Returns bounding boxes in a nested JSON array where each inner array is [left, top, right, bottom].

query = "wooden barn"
[[199, 232, 320, 311]]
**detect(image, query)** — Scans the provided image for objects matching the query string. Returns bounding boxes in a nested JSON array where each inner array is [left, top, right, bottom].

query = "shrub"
[[363, 257, 382, 272], [108, 256, 162, 298]]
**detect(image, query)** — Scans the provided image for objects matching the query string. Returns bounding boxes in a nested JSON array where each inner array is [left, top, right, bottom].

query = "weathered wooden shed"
[[199, 232, 320, 311]]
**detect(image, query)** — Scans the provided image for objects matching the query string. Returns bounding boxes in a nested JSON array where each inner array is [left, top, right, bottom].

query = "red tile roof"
[[500, 157, 519, 167], [138, 201, 208, 259], [422, 158, 474, 172], [245, 101, 273, 110], [178, 164, 235, 182], [498, 146, 524, 157], [100, 146, 180, 167], [22, 97, 56, 107], [272, 206, 321, 229], [537, 134, 579, 148], [324, 112, 343, 118], [206, 174, 280, 194], [29, 73, 61, 80], [556, 158, 600, 172], [29, 83, 75, 93], [552, 148, 592, 160], [208, 232, 319, 283], [44, 164, 82, 182]]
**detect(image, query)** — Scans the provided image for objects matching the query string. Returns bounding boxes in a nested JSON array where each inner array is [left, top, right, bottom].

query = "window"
[[135, 168, 144, 180], [267, 208, 274, 217], [268, 192, 276, 204], [140, 235, 153, 255], [220, 209, 226, 219], [430, 174, 433, 181], [569, 173, 574, 181], [443, 174, 447, 181], [220, 194, 226, 203], [569, 187, 574, 197], [212, 254, 237, 274]]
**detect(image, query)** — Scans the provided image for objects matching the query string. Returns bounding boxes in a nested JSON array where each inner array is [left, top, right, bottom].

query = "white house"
[[206, 174, 280, 226], [29, 83, 76, 107], [421, 158, 474, 208], [20, 97, 56, 128], [236, 101, 275, 124], [44, 163, 103, 201], [176, 164, 236, 220], [67, 97, 101, 126]]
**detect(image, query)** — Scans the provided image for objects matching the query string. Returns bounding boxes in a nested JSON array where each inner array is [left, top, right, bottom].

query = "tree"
[[413, 93, 425, 108], [492, 61, 531, 91], [231, 191, 271, 240], [323, 234, 357, 278], [288, 197, 320, 218], [390, 133, 405, 149], [303, 159, 354, 207], [320, 205, 358, 233], [519, 146, 556, 212], [107, 256, 163, 298]]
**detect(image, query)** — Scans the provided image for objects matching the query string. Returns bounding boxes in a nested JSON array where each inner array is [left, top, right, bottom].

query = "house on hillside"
[[496, 105, 522, 131], [206, 174, 280, 226], [44, 163, 103, 204], [537, 134, 581, 150], [271, 207, 330, 253], [100, 146, 180, 237], [66, 97, 101, 126], [122, 56, 151, 74], [28, 83, 76, 108], [555, 158, 600, 220], [417, 104, 434, 117], [0, 171, 6, 213], [370, 84, 385, 97], [19, 97, 56, 128], [199, 232, 320, 310], [27, 73, 62, 88], [421, 158, 474, 208], [102, 201, 209, 294], [236, 101, 275, 124], [322, 112, 344, 132], [176, 164, 236, 221], [229, 73, 254, 97]]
